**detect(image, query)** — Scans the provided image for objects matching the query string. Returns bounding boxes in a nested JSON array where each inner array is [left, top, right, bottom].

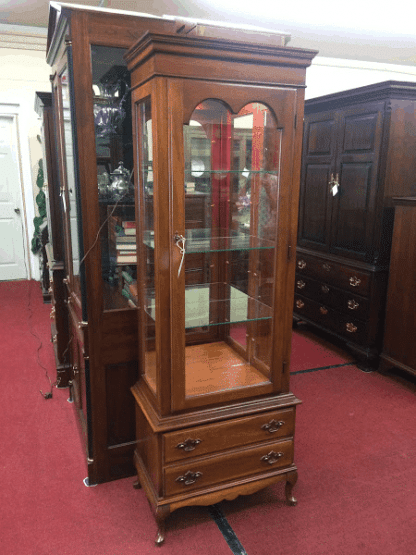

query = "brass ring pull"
[[176, 438, 201, 452], [295, 299, 304, 309], [348, 300, 359, 310], [261, 451, 284, 465], [346, 323, 357, 333], [261, 420, 285, 433], [297, 259, 306, 270], [349, 276, 361, 287], [296, 280, 306, 290], [175, 470, 203, 486]]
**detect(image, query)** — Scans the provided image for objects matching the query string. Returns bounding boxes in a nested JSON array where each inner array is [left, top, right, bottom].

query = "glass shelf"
[[144, 284, 272, 329], [143, 229, 274, 253]]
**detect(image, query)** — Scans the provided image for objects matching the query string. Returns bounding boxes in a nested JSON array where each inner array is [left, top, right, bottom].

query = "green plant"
[[31, 158, 47, 254]]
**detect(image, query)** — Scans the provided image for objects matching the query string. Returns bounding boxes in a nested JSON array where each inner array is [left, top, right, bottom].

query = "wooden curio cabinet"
[[295, 81, 416, 367], [35, 90, 71, 388], [125, 23, 316, 543], [46, 3, 174, 484]]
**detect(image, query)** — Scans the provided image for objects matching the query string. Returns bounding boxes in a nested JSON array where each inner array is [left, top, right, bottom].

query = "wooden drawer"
[[294, 274, 369, 321], [296, 254, 371, 296], [164, 408, 295, 463], [294, 294, 368, 345], [164, 438, 294, 496]]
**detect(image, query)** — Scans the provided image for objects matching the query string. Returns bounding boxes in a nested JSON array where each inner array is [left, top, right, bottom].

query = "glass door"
[[177, 99, 284, 408]]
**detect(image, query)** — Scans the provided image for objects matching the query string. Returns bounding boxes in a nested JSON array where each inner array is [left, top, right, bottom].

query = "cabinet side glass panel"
[[58, 66, 83, 303], [90, 45, 137, 311], [182, 101, 281, 398], [138, 98, 156, 394]]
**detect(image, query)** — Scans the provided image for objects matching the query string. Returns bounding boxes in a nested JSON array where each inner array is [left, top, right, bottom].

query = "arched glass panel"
[[182, 101, 281, 398]]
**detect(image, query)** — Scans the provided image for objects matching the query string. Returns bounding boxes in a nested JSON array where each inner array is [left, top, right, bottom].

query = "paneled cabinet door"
[[299, 101, 385, 262]]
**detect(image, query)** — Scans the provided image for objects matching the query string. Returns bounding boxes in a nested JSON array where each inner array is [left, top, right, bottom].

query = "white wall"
[[305, 56, 416, 99], [0, 25, 51, 280]]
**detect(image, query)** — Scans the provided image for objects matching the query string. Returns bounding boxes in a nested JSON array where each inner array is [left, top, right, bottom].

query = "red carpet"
[[1, 280, 415, 554]]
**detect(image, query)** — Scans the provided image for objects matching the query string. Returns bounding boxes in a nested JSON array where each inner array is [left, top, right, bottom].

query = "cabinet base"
[[134, 450, 298, 546]]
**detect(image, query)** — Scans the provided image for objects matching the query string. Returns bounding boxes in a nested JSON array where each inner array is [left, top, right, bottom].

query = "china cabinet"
[[46, 2, 174, 484], [379, 197, 416, 378], [35, 91, 71, 387], [125, 24, 316, 543], [294, 81, 416, 367]]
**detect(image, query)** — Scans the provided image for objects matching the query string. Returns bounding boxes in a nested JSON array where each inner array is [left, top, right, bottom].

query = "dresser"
[[294, 81, 416, 367], [379, 197, 416, 378]]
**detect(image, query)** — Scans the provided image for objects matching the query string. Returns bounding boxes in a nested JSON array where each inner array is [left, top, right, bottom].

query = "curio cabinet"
[[126, 23, 316, 544], [46, 2, 174, 484]]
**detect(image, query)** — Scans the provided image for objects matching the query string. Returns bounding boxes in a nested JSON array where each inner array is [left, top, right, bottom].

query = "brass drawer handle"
[[296, 280, 306, 290], [295, 299, 304, 309], [346, 323, 357, 333], [322, 263, 332, 272], [176, 438, 202, 452], [321, 285, 330, 294], [297, 259, 306, 270], [175, 470, 203, 486], [50, 307, 56, 320], [261, 451, 284, 465], [349, 276, 361, 287], [348, 300, 359, 310], [319, 307, 328, 315], [261, 420, 285, 433]]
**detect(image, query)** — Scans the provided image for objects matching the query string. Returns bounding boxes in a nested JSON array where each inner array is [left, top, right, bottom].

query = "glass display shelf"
[[144, 283, 272, 329], [143, 229, 275, 253]]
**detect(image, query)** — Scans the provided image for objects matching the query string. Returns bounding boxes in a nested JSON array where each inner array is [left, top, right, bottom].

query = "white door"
[[0, 114, 27, 281]]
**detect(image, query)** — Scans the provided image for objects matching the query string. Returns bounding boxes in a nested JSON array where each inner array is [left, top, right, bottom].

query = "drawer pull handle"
[[295, 300, 304, 309], [297, 259, 306, 270], [261, 419, 285, 433], [50, 307, 56, 320], [322, 263, 332, 272], [319, 306, 328, 315], [296, 280, 306, 290], [321, 285, 330, 294], [349, 276, 361, 287], [261, 451, 284, 465], [346, 323, 357, 333], [176, 438, 202, 452], [175, 470, 203, 486], [348, 300, 359, 310]]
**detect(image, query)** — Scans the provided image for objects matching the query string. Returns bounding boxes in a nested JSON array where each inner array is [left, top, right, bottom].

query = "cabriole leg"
[[285, 471, 298, 506]]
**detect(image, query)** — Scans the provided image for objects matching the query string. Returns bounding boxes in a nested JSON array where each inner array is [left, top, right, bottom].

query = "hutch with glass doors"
[[126, 24, 316, 544], [46, 2, 176, 484], [35, 90, 71, 388]]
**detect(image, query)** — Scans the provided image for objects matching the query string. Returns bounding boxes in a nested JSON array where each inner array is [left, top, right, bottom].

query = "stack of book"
[[115, 220, 137, 265]]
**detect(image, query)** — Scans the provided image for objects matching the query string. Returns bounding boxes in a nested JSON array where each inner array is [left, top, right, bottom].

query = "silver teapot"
[[109, 162, 131, 200]]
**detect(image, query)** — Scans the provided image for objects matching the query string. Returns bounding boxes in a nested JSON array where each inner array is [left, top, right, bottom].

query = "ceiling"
[[1, 0, 415, 67]]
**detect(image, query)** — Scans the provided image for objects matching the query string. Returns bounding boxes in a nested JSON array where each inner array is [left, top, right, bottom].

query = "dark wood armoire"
[[294, 81, 416, 367], [379, 197, 416, 378]]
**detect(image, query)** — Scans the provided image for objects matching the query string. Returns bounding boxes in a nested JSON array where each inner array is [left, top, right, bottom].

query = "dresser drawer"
[[294, 274, 369, 320], [296, 254, 371, 296], [164, 408, 295, 463], [165, 438, 294, 496], [294, 294, 368, 345]]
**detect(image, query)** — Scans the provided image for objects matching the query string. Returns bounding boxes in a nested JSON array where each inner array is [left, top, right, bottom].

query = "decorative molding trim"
[[0, 25, 47, 51]]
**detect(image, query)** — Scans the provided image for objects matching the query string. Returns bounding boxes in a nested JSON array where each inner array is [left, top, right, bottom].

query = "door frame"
[[0, 101, 38, 280]]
